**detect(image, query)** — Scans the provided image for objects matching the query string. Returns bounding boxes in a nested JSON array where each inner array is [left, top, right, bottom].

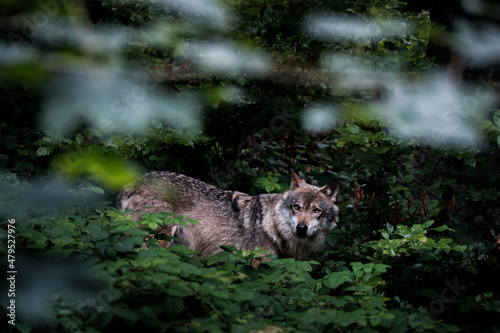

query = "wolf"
[[116, 170, 339, 261]]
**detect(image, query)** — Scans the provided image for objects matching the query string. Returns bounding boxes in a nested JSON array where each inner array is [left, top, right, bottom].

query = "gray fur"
[[117, 170, 339, 260]]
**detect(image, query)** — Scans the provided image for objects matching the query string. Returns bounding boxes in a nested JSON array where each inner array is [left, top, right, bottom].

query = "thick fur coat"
[[117, 170, 339, 260]]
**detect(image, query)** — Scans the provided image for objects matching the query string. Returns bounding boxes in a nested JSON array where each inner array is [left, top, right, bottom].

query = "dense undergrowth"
[[1, 0, 500, 332]]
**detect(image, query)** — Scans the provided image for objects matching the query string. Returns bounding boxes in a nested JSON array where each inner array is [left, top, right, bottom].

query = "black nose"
[[296, 223, 308, 238]]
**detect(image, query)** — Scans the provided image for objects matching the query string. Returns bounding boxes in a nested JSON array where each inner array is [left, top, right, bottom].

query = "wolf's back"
[[116, 171, 235, 220]]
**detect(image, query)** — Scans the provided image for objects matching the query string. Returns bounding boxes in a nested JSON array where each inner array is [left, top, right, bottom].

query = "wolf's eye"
[[313, 208, 322, 214], [292, 204, 301, 211]]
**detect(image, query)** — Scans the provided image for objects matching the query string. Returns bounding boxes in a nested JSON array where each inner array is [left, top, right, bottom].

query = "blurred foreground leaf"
[[53, 148, 140, 190]]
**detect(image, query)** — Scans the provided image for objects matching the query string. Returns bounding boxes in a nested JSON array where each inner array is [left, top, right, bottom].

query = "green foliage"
[[1, 0, 500, 332], [482, 109, 500, 147], [0, 205, 461, 332], [52, 149, 140, 191], [35, 121, 211, 176], [367, 221, 467, 257], [253, 171, 284, 193]]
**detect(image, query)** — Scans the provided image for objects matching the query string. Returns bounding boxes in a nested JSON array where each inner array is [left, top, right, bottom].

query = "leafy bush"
[[1, 0, 500, 332], [0, 205, 464, 332]]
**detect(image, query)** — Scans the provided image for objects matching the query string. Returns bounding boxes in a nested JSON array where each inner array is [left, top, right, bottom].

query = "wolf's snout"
[[296, 223, 308, 238]]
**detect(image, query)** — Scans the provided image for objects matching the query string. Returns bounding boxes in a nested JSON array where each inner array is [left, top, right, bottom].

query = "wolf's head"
[[280, 170, 339, 241]]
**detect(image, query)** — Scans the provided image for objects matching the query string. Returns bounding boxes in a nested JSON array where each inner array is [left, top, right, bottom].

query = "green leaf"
[[76, 133, 85, 145], [422, 220, 434, 228], [114, 306, 140, 323], [337, 309, 367, 327], [104, 136, 125, 148], [84, 186, 105, 194], [351, 262, 364, 271], [300, 288, 315, 302], [207, 251, 231, 265], [402, 175, 414, 182], [476, 291, 493, 301], [464, 157, 476, 167], [373, 264, 390, 273], [166, 285, 191, 297], [362, 262, 375, 274], [420, 288, 440, 299], [185, 218, 199, 224], [81, 230, 109, 242], [346, 123, 360, 134], [54, 149, 140, 190], [435, 225, 452, 232], [164, 297, 184, 319], [440, 323, 461, 332], [323, 271, 352, 289], [493, 115, 500, 127], [36, 146, 53, 156], [232, 290, 255, 302]]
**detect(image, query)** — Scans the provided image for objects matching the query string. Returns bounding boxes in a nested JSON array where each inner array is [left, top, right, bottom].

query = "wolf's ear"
[[321, 181, 339, 203], [290, 169, 304, 189]]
